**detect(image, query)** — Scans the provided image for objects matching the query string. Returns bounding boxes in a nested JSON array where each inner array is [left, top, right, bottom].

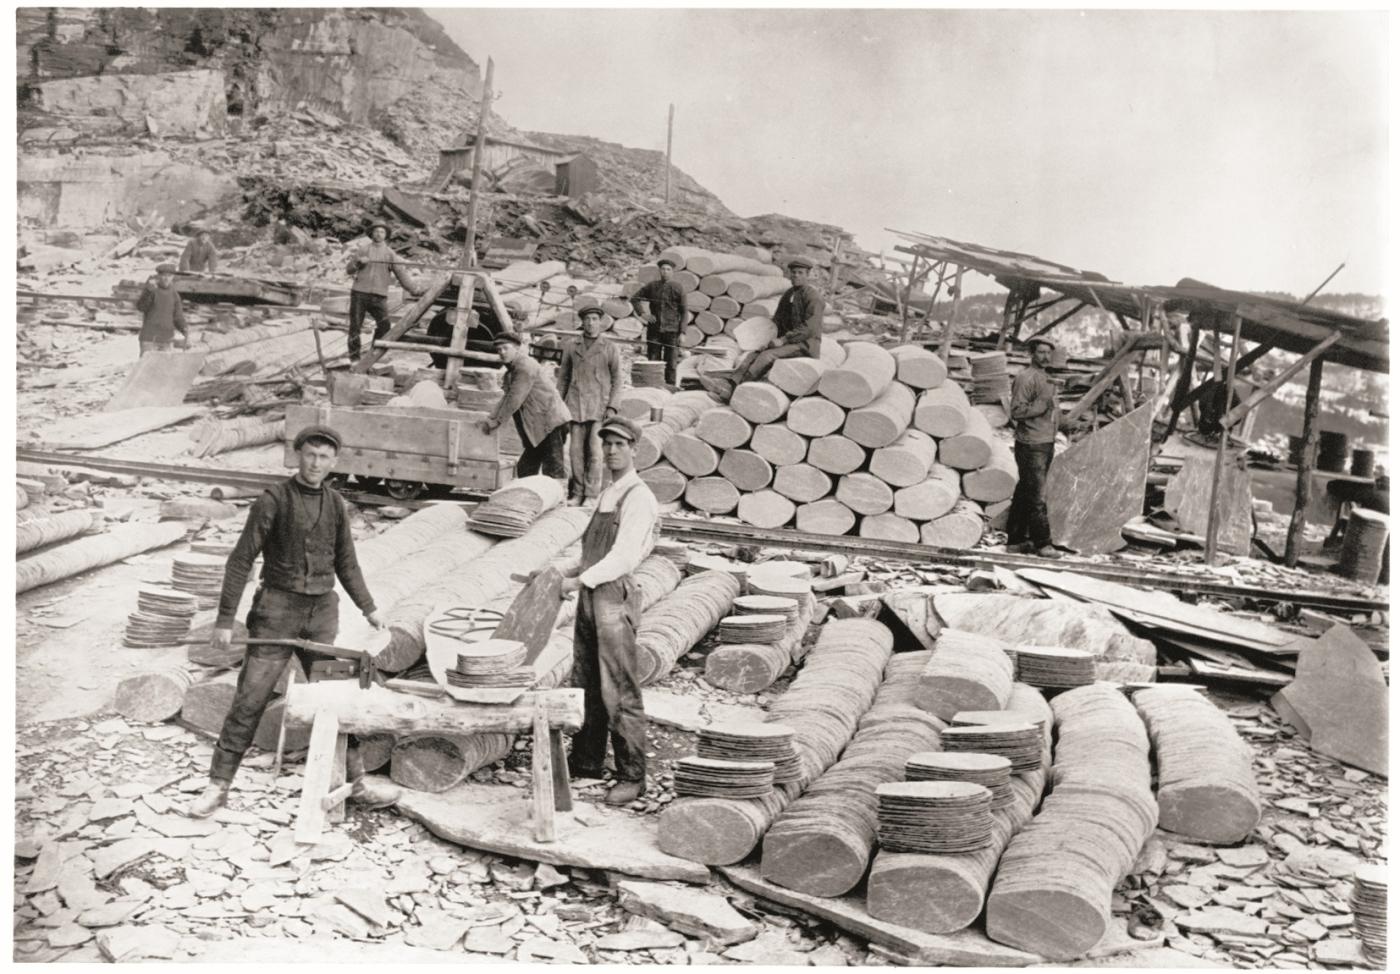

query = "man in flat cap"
[[346, 220, 424, 362], [179, 228, 219, 275], [483, 333, 571, 483], [188, 425, 383, 817], [630, 257, 687, 387], [552, 415, 660, 805], [1006, 337, 1063, 559], [558, 302, 624, 505], [135, 263, 189, 355], [700, 255, 825, 401]]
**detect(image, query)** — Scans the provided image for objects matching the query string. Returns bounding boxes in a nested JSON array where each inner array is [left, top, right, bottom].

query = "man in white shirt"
[[557, 415, 660, 805]]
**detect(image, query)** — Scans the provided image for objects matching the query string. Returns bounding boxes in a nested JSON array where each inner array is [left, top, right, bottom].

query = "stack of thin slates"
[[986, 684, 1158, 961], [16, 509, 101, 554], [915, 629, 1016, 721], [468, 475, 566, 538], [634, 570, 741, 684], [1131, 686, 1261, 844], [17, 521, 188, 595], [189, 417, 285, 458], [759, 650, 944, 897], [704, 593, 815, 693], [659, 619, 894, 865]]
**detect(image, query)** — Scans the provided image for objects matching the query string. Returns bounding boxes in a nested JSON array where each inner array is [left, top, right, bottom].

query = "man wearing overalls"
[[557, 415, 660, 805]]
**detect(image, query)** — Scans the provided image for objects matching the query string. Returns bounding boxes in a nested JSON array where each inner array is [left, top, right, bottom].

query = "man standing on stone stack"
[[483, 333, 572, 484], [1006, 337, 1063, 559], [700, 255, 824, 401], [557, 301, 623, 505], [555, 415, 660, 806], [630, 257, 687, 387], [187, 426, 384, 818], [346, 219, 423, 362]]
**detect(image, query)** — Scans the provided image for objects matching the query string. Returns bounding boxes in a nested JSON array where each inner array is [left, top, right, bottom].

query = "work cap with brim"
[[1026, 337, 1057, 351], [293, 425, 342, 451], [492, 332, 522, 347], [598, 416, 642, 443], [368, 221, 390, 233], [156, 263, 177, 274], [786, 256, 815, 270], [656, 258, 678, 269], [577, 304, 605, 320]]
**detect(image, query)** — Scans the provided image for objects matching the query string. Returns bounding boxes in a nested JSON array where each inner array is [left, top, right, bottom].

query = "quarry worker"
[[346, 220, 424, 362], [557, 302, 624, 505], [554, 415, 660, 806], [187, 426, 383, 818], [699, 255, 824, 402], [425, 298, 527, 370], [178, 229, 219, 274], [482, 333, 571, 483], [135, 263, 189, 355], [630, 257, 687, 387], [1006, 338, 1064, 559]]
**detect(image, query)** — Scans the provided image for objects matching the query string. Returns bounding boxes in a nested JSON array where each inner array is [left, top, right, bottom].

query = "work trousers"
[[517, 421, 569, 482], [645, 324, 680, 387], [569, 420, 604, 501], [347, 290, 391, 361], [1006, 441, 1056, 549], [210, 588, 357, 782], [139, 341, 173, 356], [735, 342, 808, 384], [571, 579, 647, 782]]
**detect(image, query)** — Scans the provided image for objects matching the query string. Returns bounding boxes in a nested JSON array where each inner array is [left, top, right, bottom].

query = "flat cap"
[[293, 425, 342, 451], [368, 220, 390, 233], [492, 331, 522, 346], [156, 262, 177, 274], [1026, 337, 1057, 351], [598, 416, 642, 443], [786, 255, 815, 270], [656, 257, 678, 269], [577, 301, 605, 319]]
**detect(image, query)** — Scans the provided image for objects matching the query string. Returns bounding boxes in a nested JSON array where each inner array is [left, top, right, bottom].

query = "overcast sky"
[[430, 8, 1389, 297]]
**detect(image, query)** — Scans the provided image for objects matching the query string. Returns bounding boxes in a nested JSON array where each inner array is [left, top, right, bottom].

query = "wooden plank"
[[283, 403, 498, 462], [294, 709, 340, 845], [327, 733, 349, 824], [1286, 357, 1326, 566], [1206, 312, 1244, 565], [104, 350, 208, 411], [351, 273, 451, 374], [532, 698, 556, 843], [283, 684, 585, 736], [549, 730, 573, 812]]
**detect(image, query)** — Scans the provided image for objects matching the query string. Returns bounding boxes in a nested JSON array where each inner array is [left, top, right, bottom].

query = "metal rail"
[[17, 449, 1386, 614]]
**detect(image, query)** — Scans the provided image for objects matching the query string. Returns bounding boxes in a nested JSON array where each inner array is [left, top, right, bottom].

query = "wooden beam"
[[1205, 312, 1243, 566], [282, 684, 584, 736], [898, 253, 922, 344], [1165, 319, 1202, 438], [1285, 356, 1326, 567], [463, 57, 494, 269], [1063, 338, 1153, 424], [372, 339, 499, 363], [294, 709, 339, 845], [664, 103, 674, 205], [532, 697, 556, 843], [350, 274, 452, 373], [1222, 331, 1342, 428], [443, 272, 476, 390], [939, 266, 964, 363], [1024, 301, 1087, 342]]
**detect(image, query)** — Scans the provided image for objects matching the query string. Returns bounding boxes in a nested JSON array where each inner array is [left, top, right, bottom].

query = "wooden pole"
[[1285, 356, 1326, 567], [1222, 331, 1341, 428], [1301, 261, 1345, 306], [1204, 311, 1243, 566], [664, 103, 674, 205], [940, 266, 964, 362], [1165, 318, 1201, 438], [829, 237, 844, 293], [462, 57, 495, 270], [899, 253, 921, 344]]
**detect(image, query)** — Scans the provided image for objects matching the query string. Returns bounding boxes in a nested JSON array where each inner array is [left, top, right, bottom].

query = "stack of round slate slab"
[[969, 351, 1011, 405], [941, 722, 1040, 774], [631, 360, 668, 389], [1015, 646, 1096, 689], [914, 628, 1015, 721], [877, 781, 994, 854], [468, 476, 565, 538], [673, 756, 775, 799], [170, 553, 226, 608], [635, 570, 740, 684], [124, 586, 200, 648], [906, 751, 1014, 810], [1352, 864, 1387, 967], [1131, 686, 1262, 844], [445, 639, 527, 688], [698, 721, 801, 784], [951, 709, 1050, 743], [734, 594, 800, 625], [653, 541, 691, 571], [746, 572, 812, 601], [717, 613, 788, 644], [189, 541, 234, 558]]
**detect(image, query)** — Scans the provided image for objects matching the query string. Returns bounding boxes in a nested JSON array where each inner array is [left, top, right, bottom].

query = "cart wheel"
[[384, 479, 426, 501], [324, 473, 349, 490]]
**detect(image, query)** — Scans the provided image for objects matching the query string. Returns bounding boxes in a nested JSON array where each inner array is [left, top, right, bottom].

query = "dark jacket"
[[631, 279, 688, 333], [558, 336, 623, 422], [135, 282, 188, 344], [179, 239, 218, 273], [772, 283, 824, 355], [1010, 365, 1058, 444], [215, 478, 375, 628], [491, 354, 572, 447]]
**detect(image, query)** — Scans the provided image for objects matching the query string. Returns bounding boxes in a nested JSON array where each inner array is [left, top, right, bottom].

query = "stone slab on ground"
[[643, 688, 763, 734], [369, 777, 712, 884], [1046, 402, 1152, 554], [618, 879, 759, 945], [187, 935, 501, 963], [1271, 624, 1387, 776], [721, 864, 1151, 966]]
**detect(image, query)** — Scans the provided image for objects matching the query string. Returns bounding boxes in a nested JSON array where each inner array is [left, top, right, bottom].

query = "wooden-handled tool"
[[181, 638, 376, 689]]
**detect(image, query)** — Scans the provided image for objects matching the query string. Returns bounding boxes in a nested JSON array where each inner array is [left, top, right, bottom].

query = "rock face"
[[30, 69, 228, 137], [18, 150, 238, 229]]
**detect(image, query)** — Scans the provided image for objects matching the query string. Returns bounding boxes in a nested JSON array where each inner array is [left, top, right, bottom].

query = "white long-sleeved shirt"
[[568, 469, 660, 589]]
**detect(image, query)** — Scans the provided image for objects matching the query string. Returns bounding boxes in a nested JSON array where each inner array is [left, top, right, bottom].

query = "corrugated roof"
[[889, 229, 1388, 373]]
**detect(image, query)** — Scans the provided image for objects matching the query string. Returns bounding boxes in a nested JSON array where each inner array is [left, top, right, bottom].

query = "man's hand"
[[211, 627, 233, 652], [481, 418, 500, 434], [769, 336, 785, 349], [560, 575, 582, 597], [365, 609, 385, 630]]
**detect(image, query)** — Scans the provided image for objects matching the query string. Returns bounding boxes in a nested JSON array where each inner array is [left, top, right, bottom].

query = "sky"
[[429, 8, 1390, 297]]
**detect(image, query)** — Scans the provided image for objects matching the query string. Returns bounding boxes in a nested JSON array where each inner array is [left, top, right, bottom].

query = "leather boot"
[[186, 780, 230, 819], [605, 779, 644, 806]]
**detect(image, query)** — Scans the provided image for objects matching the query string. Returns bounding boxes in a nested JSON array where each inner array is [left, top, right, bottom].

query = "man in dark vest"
[[556, 416, 660, 805], [630, 257, 687, 387], [699, 255, 824, 401], [187, 426, 383, 817]]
